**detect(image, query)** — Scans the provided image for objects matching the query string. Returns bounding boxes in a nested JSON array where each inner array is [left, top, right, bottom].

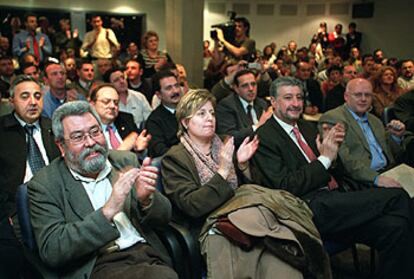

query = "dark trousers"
[[91, 243, 178, 279], [309, 187, 414, 279], [0, 218, 25, 279]]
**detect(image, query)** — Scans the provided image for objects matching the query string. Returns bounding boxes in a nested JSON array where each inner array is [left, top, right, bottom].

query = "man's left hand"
[[387, 120, 405, 138]]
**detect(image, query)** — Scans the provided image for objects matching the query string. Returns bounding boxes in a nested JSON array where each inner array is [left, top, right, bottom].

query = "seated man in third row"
[[251, 76, 414, 279]]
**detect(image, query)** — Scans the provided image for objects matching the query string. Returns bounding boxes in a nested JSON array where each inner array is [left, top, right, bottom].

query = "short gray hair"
[[269, 76, 304, 98], [9, 75, 41, 97], [52, 101, 102, 142]]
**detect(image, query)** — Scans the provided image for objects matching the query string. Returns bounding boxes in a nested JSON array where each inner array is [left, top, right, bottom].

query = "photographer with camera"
[[214, 17, 256, 63]]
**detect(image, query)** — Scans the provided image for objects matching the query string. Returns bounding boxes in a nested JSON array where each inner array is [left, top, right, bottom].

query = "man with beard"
[[146, 70, 182, 157], [28, 101, 177, 279], [0, 75, 60, 279], [251, 77, 414, 279], [397, 59, 414, 92]]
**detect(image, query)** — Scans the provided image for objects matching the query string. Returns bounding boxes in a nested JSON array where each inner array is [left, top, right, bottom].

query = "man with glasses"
[[89, 83, 150, 153], [0, 75, 59, 278], [28, 101, 177, 279], [216, 69, 271, 147], [320, 78, 410, 187]]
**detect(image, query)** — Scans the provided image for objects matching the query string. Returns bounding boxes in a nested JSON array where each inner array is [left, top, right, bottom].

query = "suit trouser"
[[90, 242, 178, 279], [308, 187, 414, 279]]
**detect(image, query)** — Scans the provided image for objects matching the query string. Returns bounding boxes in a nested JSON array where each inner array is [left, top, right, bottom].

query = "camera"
[[210, 11, 237, 42]]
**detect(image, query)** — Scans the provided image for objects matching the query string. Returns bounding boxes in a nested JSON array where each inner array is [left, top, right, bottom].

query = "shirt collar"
[[162, 104, 175, 114], [14, 113, 40, 130], [69, 160, 112, 183], [273, 114, 297, 135], [345, 105, 368, 122], [238, 96, 253, 111]]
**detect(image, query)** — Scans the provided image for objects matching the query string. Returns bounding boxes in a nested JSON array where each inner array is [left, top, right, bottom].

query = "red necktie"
[[31, 34, 40, 61], [107, 126, 120, 150], [292, 127, 338, 190]]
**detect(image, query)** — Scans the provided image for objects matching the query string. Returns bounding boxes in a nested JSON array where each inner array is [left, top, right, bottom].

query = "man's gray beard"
[[65, 142, 109, 176]]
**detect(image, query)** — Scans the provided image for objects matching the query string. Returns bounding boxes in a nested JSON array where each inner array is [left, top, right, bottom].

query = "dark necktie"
[[246, 104, 253, 125], [107, 125, 121, 150], [24, 125, 46, 174], [31, 34, 40, 61], [292, 127, 338, 190]]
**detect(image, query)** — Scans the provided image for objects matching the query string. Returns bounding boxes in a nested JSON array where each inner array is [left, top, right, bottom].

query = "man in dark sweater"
[[146, 70, 181, 157]]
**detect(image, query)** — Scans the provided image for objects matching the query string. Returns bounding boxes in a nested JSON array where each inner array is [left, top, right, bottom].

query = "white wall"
[[204, 0, 413, 59], [0, 0, 167, 50]]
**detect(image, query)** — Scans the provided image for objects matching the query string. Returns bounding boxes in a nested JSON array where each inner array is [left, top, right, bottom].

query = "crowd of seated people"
[[2, 12, 414, 279]]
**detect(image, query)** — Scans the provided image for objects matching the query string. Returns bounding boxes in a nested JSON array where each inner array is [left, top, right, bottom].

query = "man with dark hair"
[[346, 22, 362, 52], [12, 13, 52, 62], [397, 59, 414, 92], [42, 58, 85, 118], [358, 54, 376, 79], [125, 59, 153, 104], [0, 56, 16, 98], [0, 75, 59, 278], [73, 59, 95, 98], [90, 83, 150, 152], [216, 69, 271, 147], [252, 76, 414, 279], [146, 70, 182, 157], [295, 61, 324, 114], [104, 68, 152, 128], [216, 17, 256, 62], [81, 15, 120, 60], [28, 100, 177, 279], [21, 62, 41, 82]]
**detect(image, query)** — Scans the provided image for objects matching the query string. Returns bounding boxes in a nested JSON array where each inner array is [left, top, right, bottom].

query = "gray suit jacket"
[[216, 93, 267, 147], [28, 150, 172, 279], [319, 104, 399, 184]]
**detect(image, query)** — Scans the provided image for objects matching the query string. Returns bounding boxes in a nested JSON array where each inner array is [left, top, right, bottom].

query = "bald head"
[[344, 78, 373, 116]]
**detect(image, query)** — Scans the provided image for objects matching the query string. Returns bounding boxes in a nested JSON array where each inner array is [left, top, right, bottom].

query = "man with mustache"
[[146, 70, 182, 157], [216, 69, 271, 147], [0, 75, 60, 278], [251, 76, 414, 279], [28, 101, 177, 279]]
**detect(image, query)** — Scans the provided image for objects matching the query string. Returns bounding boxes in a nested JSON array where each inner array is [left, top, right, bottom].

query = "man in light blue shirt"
[[319, 78, 411, 188], [12, 13, 52, 62]]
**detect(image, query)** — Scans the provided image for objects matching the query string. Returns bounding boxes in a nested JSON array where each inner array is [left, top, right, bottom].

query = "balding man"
[[320, 78, 412, 187]]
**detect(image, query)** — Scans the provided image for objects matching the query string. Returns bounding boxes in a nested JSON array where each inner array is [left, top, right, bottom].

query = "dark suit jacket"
[[128, 79, 153, 105], [114, 111, 140, 139], [216, 93, 268, 147], [28, 151, 172, 279], [146, 105, 179, 158], [251, 117, 335, 201], [304, 79, 324, 112], [211, 79, 234, 104], [0, 113, 60, 219], [394, 90, 414, 133]]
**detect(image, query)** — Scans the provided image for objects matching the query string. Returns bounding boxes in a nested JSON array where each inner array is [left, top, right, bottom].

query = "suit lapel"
[[39, 118, 56, 157], [62, 163, 95, 220], [233, 94, 250, 126]]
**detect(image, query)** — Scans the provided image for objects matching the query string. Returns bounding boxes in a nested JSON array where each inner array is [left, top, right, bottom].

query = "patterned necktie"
[[292, 127, 338, 190], [107, 125, 120, 150], [246, 104, 253, 125], [31, 34, 40, 61], [24, 125, 45, 174]]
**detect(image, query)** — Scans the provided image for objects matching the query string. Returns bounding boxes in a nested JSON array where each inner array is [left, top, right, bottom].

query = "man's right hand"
[[316, 123, 345, 162], [376, 176, 402, 188], [102, 168, 140, 221]]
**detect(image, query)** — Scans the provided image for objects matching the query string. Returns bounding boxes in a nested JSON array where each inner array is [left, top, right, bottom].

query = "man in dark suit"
[[251, 76, 414, 279], [216, 69, 271, 147], [89, 83, 150, 153], [28, 101, 177, 279], [146, 70, 181, 158], [394, 89, 414, 133], [0, 75, 60, 278], [295, 61, 324, 114]]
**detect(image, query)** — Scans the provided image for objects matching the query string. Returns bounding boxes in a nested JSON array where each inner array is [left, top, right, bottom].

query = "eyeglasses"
[[350, 92, 373, 99], [64, 125, 103, 144]]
